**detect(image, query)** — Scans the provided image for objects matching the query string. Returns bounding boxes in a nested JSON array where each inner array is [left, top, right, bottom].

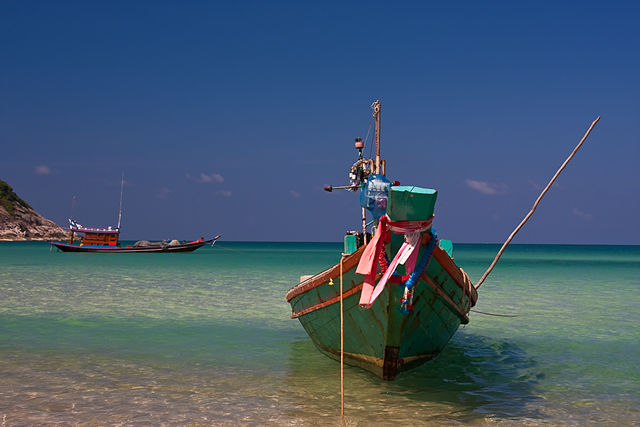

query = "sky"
[[1, 1, 638, 243]]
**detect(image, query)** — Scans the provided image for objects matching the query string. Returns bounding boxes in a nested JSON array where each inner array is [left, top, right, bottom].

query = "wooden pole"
[[475, 116, 600, 290]]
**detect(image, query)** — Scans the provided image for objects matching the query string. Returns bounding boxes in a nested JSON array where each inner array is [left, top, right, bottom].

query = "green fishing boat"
[[286, 101, 478, 380]]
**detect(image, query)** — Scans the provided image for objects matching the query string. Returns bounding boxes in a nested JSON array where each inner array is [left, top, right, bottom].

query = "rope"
[[365, 117, 374, 160], [339, 253, 346, 424], [470, 309, 519, 317], [475, 116, 600, 289]]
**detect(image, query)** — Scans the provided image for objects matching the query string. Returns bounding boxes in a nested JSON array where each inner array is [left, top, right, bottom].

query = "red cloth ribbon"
[[356, 216, 433, 308]]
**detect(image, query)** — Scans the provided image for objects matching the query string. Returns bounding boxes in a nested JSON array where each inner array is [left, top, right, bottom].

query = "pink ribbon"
[[356, 216, 433, 308], [356, 217, 388, 306]]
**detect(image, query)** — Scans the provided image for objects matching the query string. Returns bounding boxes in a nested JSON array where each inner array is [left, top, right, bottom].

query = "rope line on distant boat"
[[475, 116, 601, 290]]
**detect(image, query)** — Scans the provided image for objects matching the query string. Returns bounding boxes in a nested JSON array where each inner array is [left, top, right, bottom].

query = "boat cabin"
[[79, 230, 119, 246], [68, 220, 120, 246]]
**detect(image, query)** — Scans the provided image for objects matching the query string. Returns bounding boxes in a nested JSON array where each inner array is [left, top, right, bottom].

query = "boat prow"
[[286, 223, 476, 380]]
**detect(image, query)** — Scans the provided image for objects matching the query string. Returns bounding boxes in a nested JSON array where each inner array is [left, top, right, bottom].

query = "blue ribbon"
[[392, 228, 438, 315]]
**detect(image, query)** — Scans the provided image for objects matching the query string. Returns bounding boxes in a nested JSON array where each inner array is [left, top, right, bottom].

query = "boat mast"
[[117, 172, 124, 230], [68, 196, 76, 244], [372, 100, 381, 174], [70, 195, 76, 220]]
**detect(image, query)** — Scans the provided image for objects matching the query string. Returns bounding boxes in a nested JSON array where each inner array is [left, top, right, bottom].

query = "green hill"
[[0, 180, 33, 216], [0, 179, 68, 240]]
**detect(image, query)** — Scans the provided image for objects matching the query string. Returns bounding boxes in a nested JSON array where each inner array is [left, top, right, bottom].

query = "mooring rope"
[[470, 309, 519, 317], [339, 253, 346, 424]]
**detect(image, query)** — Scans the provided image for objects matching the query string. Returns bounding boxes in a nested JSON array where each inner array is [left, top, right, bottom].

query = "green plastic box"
[[387, 186, 438, 221]]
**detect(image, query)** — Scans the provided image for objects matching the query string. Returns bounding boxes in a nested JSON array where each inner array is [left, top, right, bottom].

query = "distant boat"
[[51, 221, 221, 253], [50, 175, 221, 253], [286, 101, 477, 380]]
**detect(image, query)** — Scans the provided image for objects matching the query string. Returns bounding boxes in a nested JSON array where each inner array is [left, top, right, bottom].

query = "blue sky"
[[1, 1, 638, 243]]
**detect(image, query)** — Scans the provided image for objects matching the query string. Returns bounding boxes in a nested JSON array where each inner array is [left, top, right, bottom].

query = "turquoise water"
[[0, 241, 639, 425]]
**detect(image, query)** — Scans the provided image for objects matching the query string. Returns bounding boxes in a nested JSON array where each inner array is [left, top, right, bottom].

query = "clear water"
[[0, 241, 638, 425]]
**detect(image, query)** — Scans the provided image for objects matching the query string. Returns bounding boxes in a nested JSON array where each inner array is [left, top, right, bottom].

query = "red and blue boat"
[[51, 219, 220, 253]]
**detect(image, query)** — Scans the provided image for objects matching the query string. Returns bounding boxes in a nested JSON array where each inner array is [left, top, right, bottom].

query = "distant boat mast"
[[117, 172, 124, 230]]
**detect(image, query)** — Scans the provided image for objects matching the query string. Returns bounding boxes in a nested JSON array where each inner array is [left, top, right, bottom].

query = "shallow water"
[[0, 241, 639, 425]]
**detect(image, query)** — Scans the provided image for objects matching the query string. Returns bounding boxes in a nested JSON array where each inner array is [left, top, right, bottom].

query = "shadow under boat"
[[284, 331, 545, 420]]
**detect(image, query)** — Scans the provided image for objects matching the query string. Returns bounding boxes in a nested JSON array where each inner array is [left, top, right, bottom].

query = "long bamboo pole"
[[475, 116, 600, 290]]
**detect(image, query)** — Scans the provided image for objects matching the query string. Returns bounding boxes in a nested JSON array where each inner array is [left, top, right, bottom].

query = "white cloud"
[[216, 190, 232, 197], [35, 165, 51, 175], [572, 208, 593, 221], [186, 172, 224, 183], [290, 190, 301, 198], [465, 179, 507, 195], [199, 173, 224, 183]]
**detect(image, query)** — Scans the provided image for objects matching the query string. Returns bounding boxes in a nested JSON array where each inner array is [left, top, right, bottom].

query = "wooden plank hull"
[[50, 240, 211, 253], [286, 242, 477, 380]]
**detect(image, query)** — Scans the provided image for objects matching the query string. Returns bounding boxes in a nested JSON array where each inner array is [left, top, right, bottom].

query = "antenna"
[[70, 195, 76, 220], [117, 172, 124, 230]]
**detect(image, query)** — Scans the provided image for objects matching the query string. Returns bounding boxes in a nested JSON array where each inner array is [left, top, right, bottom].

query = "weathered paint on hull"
[[286, 242, 476, 380]]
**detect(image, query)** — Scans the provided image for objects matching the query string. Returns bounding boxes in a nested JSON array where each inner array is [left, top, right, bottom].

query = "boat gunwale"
[[285, 245, 365, 302], [285, 243, 477, 306]]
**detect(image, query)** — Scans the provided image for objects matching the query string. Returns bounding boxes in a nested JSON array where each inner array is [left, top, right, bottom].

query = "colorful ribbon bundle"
[[356, 215, 435, 309]]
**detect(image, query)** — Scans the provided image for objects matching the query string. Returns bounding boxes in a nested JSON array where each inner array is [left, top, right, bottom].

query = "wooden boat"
[[50, 177, 221, 253], [286, 101, 477, 380], [51, 219, 221, 253]]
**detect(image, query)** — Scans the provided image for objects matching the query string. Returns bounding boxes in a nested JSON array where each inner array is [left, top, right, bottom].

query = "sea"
[[0, 241, 638, 426]]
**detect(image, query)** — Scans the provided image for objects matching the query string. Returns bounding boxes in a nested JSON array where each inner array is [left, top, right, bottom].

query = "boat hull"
[[50, 240, 212, 253], [286, 242, 476, 380]]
